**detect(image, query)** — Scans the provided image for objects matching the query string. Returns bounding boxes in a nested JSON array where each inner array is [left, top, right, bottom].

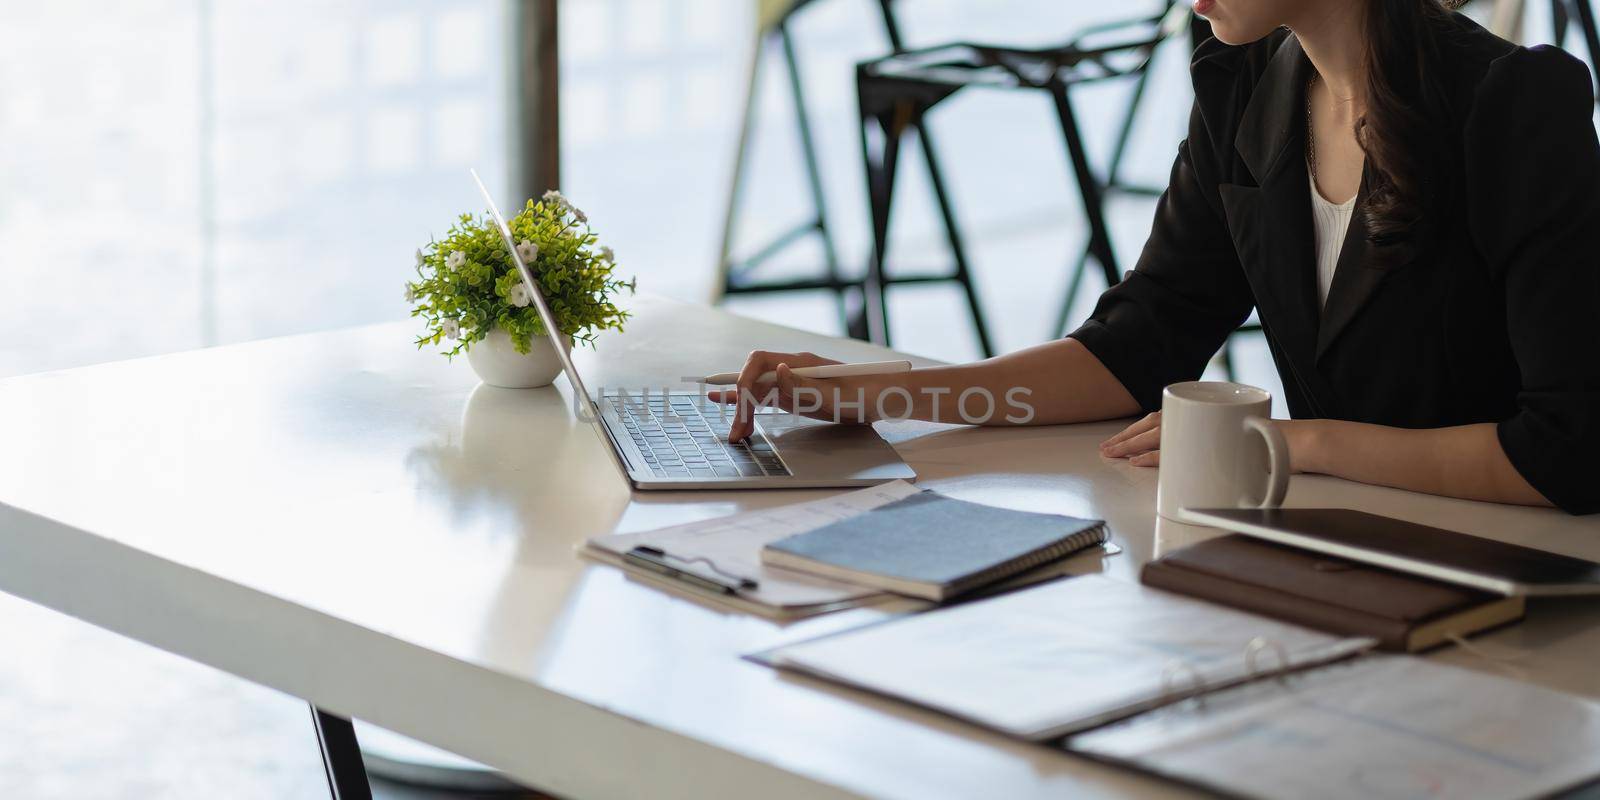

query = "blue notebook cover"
[[761, 491, 1107, 600]]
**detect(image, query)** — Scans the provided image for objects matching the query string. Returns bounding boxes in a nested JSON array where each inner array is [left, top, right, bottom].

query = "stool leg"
[[1050, 86, 1121, 337], [858, 95, 906, 345], [1055, 249, 1095, 339], [779, 22, 848, 324], [1104, 60, 1153, 192], [714, 31, 767, 304], [1569, 0, 1600, 101], [914, 121, 996, 358]]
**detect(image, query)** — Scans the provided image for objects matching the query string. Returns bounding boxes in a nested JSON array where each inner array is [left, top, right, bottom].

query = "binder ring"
[[1159, 660, 1208, 710], [1243, 636, 1291, 679]]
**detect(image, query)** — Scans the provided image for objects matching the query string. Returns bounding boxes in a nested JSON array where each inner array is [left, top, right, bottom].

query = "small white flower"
[[508, 283, 532, 308], [441, 318, 461, 340], [541, 189, 566, 207], [515, 240, 539, 263], [404, 283, 418, 303], [414, 248, 426, 269], [598, 245, 614, 262], [445, 250, 466, 268], [570, 205, 587, 225]]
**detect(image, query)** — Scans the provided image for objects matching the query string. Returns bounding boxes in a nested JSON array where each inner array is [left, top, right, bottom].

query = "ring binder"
[[759, 575, 1376, 741], [1159, 660, 1209, 710], [1443, 632, 1530, 679], [1243, 636, 1291, 680], [1065, 655, 1600, 800]]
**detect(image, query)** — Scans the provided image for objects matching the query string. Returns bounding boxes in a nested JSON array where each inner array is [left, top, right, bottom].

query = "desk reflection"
[[406, 382, 631, 667]]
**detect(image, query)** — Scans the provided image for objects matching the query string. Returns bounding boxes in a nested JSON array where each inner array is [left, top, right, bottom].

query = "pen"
[[623, 546, 758, 596], [701, 359, 912, 386]]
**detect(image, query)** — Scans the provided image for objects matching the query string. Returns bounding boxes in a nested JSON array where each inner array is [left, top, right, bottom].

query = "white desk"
[[3, 294, 1598, 799]]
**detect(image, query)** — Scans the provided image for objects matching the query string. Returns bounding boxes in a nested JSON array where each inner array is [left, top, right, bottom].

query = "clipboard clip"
[[623, 546, 761, 596]]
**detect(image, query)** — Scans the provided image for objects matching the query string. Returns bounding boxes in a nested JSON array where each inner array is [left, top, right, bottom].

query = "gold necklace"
[[1306, 74, 1318, 184]]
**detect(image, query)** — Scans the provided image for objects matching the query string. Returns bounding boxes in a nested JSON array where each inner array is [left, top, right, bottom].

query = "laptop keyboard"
[[604, 392, 792, 479]]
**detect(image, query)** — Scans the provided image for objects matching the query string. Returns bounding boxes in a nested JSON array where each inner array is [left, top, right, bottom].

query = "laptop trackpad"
[[754, 414, 913, 480]]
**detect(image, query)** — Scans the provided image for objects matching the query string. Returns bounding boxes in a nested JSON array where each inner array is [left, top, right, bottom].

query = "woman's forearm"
[[1285, 419, 1553, 507], [862, 338, 1140, 425]]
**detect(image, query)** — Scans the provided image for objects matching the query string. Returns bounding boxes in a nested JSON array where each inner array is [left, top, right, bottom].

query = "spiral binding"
[[962, 523, 1108, 590]]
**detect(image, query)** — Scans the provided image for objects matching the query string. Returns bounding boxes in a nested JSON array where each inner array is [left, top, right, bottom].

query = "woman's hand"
[[1100, 411, 1164, 466], [707, 350, 873, 442], [1103, 413, 1321, 473], [705, 338, 1145, 442]]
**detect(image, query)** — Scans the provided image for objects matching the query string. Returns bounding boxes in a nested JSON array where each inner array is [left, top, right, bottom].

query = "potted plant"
[[407, 190, 635, 388]]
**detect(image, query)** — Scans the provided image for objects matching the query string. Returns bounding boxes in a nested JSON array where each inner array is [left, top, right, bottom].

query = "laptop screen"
[[470, 169, 602, 423]]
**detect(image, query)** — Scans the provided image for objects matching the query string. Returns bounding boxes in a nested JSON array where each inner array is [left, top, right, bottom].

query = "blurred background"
[[0, 0, 1585, 796]]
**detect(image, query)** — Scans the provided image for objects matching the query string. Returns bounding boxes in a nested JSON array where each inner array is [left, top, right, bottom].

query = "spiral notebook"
[[760, 491, 1108, 601]]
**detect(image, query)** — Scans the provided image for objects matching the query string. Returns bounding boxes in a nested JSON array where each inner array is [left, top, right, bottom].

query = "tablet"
[[1181, 507, 1600, 596]]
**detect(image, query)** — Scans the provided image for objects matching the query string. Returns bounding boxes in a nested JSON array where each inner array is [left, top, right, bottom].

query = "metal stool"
[[714, 0, 863, 335], [855, 3, 1191, 356]]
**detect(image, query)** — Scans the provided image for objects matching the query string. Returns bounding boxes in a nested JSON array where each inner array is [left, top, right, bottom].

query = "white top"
[[3, 294, 1599, 799], [1309, 163, 1358, 308]]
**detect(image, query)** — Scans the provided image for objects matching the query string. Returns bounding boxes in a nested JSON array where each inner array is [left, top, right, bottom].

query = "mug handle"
[[1241, 416, 1290, 508]]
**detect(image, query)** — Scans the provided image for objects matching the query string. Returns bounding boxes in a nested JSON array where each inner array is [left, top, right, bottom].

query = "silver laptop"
[[471, 171, 915, 490]]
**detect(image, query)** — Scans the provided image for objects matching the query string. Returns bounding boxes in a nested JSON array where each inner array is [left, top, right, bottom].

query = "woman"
[[714, 0, 1600, 514]]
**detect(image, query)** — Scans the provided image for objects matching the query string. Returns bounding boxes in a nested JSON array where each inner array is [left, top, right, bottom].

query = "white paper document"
[[585, 481, 924, 614], [1067, 655, 1600, 800], [766, 574, 1374, 739]]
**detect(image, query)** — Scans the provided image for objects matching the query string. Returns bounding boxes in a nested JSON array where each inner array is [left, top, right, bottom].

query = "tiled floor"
[[0, 593, 555, 798], [0, 594, 330, 799]]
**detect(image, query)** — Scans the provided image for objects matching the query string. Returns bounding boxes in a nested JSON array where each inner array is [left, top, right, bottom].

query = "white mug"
[[1155, 381, 1290, 522]]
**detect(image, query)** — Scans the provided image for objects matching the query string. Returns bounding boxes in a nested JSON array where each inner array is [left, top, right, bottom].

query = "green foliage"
[[407, 192, 635, 357]]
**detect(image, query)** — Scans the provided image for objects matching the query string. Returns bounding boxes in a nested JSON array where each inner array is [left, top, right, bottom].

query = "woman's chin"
[[1207, 20, 1285, 47]]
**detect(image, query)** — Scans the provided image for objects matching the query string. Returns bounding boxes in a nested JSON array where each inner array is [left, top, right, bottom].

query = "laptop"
[[471, 171, 916, 490]]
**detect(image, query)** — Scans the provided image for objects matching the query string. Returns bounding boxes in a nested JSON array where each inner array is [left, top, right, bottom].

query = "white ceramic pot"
[[465, 328, 569, 389]]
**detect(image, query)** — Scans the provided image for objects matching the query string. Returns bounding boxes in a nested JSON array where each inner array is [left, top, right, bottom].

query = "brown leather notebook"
[[1141, 535, 1525, 652]]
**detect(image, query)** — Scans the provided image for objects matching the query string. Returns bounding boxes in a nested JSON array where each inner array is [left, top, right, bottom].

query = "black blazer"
[[1069, 16, 1600, 514]]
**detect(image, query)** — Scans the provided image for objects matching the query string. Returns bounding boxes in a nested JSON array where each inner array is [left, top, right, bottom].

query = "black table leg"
[[311, 705, 373, 800]]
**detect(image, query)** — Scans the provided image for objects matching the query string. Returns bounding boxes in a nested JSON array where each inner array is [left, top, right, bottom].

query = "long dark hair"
[[1356, 0, 1462, 266]]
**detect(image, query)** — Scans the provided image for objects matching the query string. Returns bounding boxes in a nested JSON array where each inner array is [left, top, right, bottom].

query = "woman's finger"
[[719, 350, 847, 440], [744, 381, 784, 409], [728, 351, 778, 442], [1104, 426, 1161, 458], [1100, 411, 1161, 450], [1129, 449, 1161, 468]]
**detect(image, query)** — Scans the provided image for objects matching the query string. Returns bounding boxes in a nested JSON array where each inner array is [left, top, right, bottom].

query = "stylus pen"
[[701, 359, 913, 386]]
